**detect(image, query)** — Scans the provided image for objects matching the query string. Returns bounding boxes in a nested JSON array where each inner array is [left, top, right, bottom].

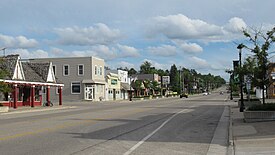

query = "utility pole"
[[237, 44, 245, 112], [1, 47, 6, 56]]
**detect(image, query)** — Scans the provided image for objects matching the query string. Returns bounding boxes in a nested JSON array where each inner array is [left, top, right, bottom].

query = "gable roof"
[[0, 54, 25, 80], [21, 62, 45, 82], [1, 55, 62, 84]]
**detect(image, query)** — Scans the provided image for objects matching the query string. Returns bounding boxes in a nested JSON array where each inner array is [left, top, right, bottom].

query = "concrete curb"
[[207, 106, 230, 155], [0, 106, 76, 115], [228, 106, 235, 155]]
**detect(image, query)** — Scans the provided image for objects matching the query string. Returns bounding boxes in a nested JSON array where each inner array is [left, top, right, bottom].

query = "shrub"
[[247, 103, 275, 111]]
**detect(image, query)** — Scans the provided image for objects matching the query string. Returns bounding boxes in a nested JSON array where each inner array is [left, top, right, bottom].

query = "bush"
[[240, 98, 260, 101], [247, 103, 275, 111]]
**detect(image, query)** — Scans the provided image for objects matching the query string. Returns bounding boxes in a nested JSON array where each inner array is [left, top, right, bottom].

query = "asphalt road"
[[0, 91, 230, 155]]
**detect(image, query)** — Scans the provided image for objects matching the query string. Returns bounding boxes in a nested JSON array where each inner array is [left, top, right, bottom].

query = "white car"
[[202, 92, 208, 96]]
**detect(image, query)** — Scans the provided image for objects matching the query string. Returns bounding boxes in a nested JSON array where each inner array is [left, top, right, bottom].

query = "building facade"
[[30, 56, 105, 102], [105, 72, 121, 101], [106, 70, 131, 100], [267, 63, 275, 99], [0, 55, 63, 108]]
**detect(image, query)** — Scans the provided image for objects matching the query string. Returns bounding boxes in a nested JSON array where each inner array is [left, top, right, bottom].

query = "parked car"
[[202, 92, 208, 96], [180, 93, 188, 98]]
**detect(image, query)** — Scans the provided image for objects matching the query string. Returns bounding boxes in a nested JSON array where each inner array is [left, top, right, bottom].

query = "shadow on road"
[[64, 104, 227, 146]]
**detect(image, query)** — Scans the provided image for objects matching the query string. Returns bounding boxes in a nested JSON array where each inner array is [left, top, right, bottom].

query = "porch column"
[[46, 86, 50, 106], [31, 85, 35, 107], [13, 84, 18, 109], [58, 87, 62, 106]]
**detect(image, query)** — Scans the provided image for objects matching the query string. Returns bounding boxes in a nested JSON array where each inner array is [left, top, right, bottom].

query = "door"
[[85, 86, 94, 100], [113, 89, 116, 100]]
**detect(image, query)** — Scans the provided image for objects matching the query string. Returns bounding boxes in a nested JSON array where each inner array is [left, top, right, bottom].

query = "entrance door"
[[113, 89, 116, 100], [85, 86, 94, 100]]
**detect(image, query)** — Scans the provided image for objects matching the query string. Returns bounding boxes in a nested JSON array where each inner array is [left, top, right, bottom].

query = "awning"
[[0, 79, 64, 87], [121, 83, 131, 90], [82, 79, 106, 84]]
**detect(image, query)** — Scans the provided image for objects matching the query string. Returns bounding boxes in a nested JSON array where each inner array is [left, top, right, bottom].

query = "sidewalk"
[[230, 101, 275, 155]]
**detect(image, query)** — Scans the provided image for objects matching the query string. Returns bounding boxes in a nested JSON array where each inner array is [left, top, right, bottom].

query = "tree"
[[169, 64, 180, 93], [242, 26, 275, 104], [151, 80, 160, 95], [0, 58, 11, 99], [128, 68, 137, 76], [131, 80, 143, 97], [139, 61, 157, 74]]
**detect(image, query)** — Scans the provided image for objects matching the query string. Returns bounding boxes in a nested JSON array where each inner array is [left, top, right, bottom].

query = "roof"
[[121, 83, 131, 90], [21, 62, 46, 82], [24, 62, 50, 82], [1, 55, 62, 84], [0, 54, 20, 79]]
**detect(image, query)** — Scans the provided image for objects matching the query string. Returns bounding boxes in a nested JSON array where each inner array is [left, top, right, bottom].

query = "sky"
[[0, 0, 274, 81]]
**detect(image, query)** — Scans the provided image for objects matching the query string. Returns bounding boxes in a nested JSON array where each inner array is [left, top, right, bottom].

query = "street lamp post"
[[179, 66, 182, 95], [237, 44, 245, 112], [230, 74, 233, 100], [129, 77, 132, 101], [0, 47, 6, 56]]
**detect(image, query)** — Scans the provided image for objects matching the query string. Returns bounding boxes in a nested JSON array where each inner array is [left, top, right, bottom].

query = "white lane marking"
[[123, 109, 188, 155]]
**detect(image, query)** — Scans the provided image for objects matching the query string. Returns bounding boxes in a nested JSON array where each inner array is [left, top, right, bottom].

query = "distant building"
[[267, 63, 275, 99], [131, 74, 161, 83], [105, 70, 131, 100]]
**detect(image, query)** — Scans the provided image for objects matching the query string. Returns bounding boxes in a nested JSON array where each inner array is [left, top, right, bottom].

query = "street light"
[[0, 47, 6, 56], [237, 43, 245, 112]]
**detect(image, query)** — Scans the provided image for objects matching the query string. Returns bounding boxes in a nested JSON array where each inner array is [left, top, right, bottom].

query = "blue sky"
[[0, 0, 274, 80]]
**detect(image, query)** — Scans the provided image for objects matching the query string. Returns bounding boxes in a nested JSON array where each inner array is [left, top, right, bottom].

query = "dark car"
[[180, 93, 188, 98]]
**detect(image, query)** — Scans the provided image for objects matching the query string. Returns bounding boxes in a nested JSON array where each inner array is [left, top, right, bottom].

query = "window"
[[99, 66, 103, 75], [63, 65, 69, 76], [52, 65, 56, 75], [78, 64, 84, 76], [95, 65, 97, 75], [71, 82, 81, 94]]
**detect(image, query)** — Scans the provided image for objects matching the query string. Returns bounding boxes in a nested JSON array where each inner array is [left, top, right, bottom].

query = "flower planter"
[[238, 100, 261, 108], [0, 106, 9, 113], [244, 111, 275, 122], [132, 97, 144, 101]]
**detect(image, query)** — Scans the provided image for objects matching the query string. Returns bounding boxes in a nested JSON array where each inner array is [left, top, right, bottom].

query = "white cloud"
[[0, 34, 38, 48], [47, 44, 139, 61], [147, 14, 223, 40], [8, 49, 48, 58], [142, 59, 169, 70], [223, 17, 247, 33], [147, 14, 248, 42], [114, 61, 136, 69], [147, 45, 177, 56], [189, 56, 210, 69], [174, 41, 203, 54], [117, 44, 140, 57], [55, 23, 122, 46]]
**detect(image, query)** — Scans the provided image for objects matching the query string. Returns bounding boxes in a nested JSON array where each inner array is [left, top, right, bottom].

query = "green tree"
[[151, 80, 160, 95], [139, 61, 157, 74], [169, 64, 179, 93], [0, 58, 11, 96], [242, 26, 275, 104], [128, 68, 137, 76]]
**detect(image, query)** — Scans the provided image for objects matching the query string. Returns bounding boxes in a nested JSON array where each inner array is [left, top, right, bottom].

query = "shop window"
[[71, 82, 81, 94]]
